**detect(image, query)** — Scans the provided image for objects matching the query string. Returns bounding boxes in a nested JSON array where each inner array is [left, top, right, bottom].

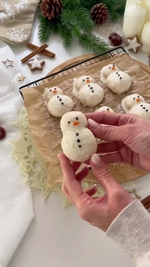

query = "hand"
[[58, 153, 133, 232], [86, 112, 150, 172]]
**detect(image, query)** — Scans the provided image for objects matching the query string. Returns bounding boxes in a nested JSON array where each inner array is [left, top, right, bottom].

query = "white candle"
[[144, 0, 150, 22], [140, 21, 150, 53], [122, 4, 146, 43], [125, 0, 140, 8]]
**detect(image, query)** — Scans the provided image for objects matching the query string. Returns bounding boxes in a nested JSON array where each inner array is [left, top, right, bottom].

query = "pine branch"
[[75, 7, 94, 33], [78, 32, 109, 55], [38, 14, 60, 42]]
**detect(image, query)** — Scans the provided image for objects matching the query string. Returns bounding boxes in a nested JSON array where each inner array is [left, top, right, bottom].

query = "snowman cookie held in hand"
[[73, 76, 104, 107], [60, 111, 97, 162], [43, 87, 74, 117]]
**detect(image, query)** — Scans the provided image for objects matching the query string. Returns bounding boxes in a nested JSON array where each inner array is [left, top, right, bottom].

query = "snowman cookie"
[[95, 106, 114, 113], [121, 94, 145, 113], [128, 102, 150, 119], [100, 64, 120, 84], [73, 75, 95, 98], [106, 71, 132, 94], [73, 76, 104, 107], [43, 86, 62, 104], [43, 87, 74, 117], [60, 111, 97, 162]]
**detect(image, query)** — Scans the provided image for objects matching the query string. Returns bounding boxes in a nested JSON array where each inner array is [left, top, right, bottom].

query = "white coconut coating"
[[106, 71, 132, 94], [60, 111, 97, 162], [73, 75, 95, 93], [73, 82, 104, 107], [95, 106, 114, 113], [47, 95, 74, 117], [100, 64, 120, 84], [43, 86, 63, 104], [121, 94, 145, 113], [128, 102, 150, 119]]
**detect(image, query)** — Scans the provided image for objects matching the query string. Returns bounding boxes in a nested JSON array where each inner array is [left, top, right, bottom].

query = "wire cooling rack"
[[19, 46, 126, 90]]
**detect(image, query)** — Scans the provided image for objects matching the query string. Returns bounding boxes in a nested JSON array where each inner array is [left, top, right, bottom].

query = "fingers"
[[71, 161, 81, 172], [84, 184, 97, 196], [58, 153, 83, 202], [76, 166, 89, 181], [98, 152, 123, 165], [97, 141, 123, 154], [88, 119, 127, 142], [90, 154, 118, 193], [85, 112, 137, 126]]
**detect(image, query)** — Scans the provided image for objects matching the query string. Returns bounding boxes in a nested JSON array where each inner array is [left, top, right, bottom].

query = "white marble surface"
[[7, 12, 150, 267]]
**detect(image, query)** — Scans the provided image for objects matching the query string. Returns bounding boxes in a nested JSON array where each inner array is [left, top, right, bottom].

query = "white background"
[[8, 11, 150, 267]]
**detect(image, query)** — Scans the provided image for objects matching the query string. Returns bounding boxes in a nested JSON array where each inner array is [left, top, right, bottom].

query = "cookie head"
[[73, 76, 95, 91], [123, 94, 145, 110], [60, 111, 87, 133], [44, 86, 63, 102], [95, 106, 114, 113], [101, 64, 119, 81]]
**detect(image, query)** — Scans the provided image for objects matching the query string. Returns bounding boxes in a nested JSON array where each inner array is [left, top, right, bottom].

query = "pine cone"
[[90, 3, 108, 24], [40, 0, 63, 20]]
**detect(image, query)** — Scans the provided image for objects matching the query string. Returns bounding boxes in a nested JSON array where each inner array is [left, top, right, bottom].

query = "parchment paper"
[[22, 52, 149, 188]]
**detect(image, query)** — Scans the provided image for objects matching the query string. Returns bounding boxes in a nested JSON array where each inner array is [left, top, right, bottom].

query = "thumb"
[[90, 154, 118, 193], [88, 119, 125, 142]]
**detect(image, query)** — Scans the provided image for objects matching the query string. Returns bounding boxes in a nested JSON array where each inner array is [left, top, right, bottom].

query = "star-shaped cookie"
[[2, 59, 14, 68], [18, 75, 26, 82], [127, 35, 142, 53], [27, 57, 45, 71]]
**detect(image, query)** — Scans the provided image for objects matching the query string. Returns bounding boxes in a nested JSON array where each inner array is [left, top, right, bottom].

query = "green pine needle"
[[78, 33, 109, 55], [38, 0, 126, 52]]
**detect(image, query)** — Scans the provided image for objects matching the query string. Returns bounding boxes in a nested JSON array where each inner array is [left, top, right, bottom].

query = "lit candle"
[[122, 3, 146, 43], [140, 21, 150, 53]]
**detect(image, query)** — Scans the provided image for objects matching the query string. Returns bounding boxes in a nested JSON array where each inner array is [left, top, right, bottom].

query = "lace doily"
[[10, 107, 139, 207]]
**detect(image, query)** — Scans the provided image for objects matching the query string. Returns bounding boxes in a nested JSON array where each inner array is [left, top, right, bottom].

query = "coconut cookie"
[[106, 71, 132, 94], [60, 111, 97, 162], [73, 76, 104, 107], [100, 64, 120, 84], [43, 86, 62, 104], [43, 87, 74, 117], [95, 106, 114, 113], [73, 75, 95, 98], [128, 102, 150, 119], [121, 94, 145, 113]]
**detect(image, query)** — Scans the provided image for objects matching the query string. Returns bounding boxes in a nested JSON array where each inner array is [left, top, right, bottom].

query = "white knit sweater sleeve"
[[106, 200, 150, 267]]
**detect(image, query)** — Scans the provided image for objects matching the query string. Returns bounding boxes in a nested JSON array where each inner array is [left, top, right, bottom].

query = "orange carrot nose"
[[136, 98, 140, 102], [86, 80, 90, 83], [112, 66, 115, 70], [53, 90, 57, 93], [73, 121, 80, 126]]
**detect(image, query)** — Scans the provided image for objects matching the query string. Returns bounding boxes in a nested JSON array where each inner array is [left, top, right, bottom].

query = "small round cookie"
[[106, 71, 132, 94], [43, 86, 63, 104], [121, 94, 145, 113], [100, 64, 120, 84], [74, 82, 104, 107], [128, 102, 150, 119], [47, 95, 74, 117], [95, 106, 114, 113]]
